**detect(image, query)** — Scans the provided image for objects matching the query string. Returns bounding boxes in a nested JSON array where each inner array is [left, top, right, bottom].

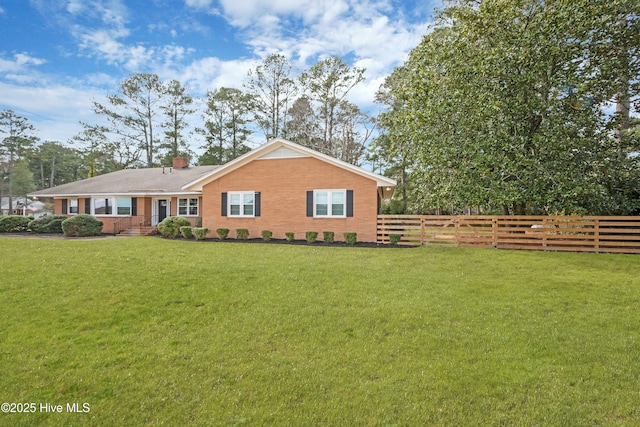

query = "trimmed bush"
[[236, 228, 249, 240], [28, 215, 67, 234], [389, 234, 402, 245], [285, 232, 295, 242], [192, 227, 209, 241], [344, 232, 357, 245], [0, 216, 32, 232], [216, 228, 230, 240], [180, 226, 194, 239], [306, 231, 318, 244], [261, 230, 272, 242], [61, 214, 103, 237], [157, 216, 191, 238], [323, 231, 334, 243]]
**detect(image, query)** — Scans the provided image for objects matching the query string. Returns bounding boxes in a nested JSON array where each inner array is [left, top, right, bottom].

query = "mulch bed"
[[158, 236, 412, 248], [0, 233, 413, 248]]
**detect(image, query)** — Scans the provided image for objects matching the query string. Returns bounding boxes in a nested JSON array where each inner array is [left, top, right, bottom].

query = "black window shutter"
[[61, 199, 68, 214], [346, 190, 354, 217], [254, 192, 261, 217], [131, 197, 137, 216], [306, 191, 314, 217], [221, 192, 227, 216], [84, 198, 91, 214]]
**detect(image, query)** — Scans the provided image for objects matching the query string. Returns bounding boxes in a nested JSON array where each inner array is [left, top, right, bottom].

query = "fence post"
[[594, 218, 600, 253], [492, 217, 497, 248], [421, 216, 425, 246]]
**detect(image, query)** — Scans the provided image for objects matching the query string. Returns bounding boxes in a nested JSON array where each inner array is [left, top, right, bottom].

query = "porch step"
[[117, 226, 158, 236]]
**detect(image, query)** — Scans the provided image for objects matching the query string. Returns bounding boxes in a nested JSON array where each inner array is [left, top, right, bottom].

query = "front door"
[[158, 199, 168, 222]]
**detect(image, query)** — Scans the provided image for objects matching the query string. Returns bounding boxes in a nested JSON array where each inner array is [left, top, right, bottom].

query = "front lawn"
[[1, 238, 639, 426]]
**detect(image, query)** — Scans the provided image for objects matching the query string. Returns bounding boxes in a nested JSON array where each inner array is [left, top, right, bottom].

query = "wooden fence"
[[377, 215, 640, 254]]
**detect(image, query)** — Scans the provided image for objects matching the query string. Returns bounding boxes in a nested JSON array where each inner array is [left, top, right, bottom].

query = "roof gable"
[[182, 138, 396, 191]]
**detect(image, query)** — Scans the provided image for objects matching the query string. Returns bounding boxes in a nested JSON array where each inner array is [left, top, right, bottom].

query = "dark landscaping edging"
[[156, 235, 412, 248], [0, 233, 120, 240]]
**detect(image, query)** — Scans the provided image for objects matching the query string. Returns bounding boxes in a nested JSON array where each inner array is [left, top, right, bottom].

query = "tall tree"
[[372, 65, 413, 213], [284, 96, 321, 148], [387, 0, 640, 215], [197, 87, 253, 165], [159, 79, 195, 165], [92, 73, 165, 168], [299, 56, 370, 163], [28, 141, 83, 189], [0, 110, 37, 213], [71, 125, 135, 176], [244, 54, 297, 140]]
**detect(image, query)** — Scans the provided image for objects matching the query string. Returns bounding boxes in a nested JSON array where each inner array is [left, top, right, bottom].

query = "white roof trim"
[[182, 138, 397, 191]]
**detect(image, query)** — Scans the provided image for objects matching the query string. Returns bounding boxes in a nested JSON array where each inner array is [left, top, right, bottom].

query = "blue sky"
[[0, 0, 440, 147]]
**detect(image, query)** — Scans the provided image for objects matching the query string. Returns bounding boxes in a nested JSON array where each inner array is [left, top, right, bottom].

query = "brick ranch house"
[[29, 138, 397, 242]]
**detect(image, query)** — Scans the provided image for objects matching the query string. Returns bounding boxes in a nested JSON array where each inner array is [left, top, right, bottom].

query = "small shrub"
[[157, 216, 191, 238], [261, 230, 272, 241], [0, 216, 32, 232], [285, 232, 295, 242], [28, 215, 67, 234], [61, 214, 103, 237], [323, 231, 334, 243], [389, 234, 402, 245], [236, 228, 249, 240], [192, 227, 209, 241], [344, 232, 357, 245], [216, 228, 230, 240], [180, 226, 194, 239], [306, 231, 318, 244]]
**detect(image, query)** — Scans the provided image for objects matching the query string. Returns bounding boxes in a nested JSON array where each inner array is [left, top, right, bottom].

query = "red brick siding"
[[201, 157, 379, 242]]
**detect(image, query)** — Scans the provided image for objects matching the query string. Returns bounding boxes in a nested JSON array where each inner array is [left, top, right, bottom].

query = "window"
[[228, 192, 254, 217], [116, 198, 131, 215], [68, 199, 78, 214], [92, 197, 135, 215], [178, 198, 199, 216], [94, 198, 112, 215], [314, 190, 346, 217]]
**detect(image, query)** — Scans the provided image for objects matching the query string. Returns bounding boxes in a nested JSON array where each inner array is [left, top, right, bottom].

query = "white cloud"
[[0, 52, 47, 84], [0, 81, 105, 143], [174, 57, 255, 94]]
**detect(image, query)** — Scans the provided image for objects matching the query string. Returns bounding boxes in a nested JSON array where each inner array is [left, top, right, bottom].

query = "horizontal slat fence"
[[377, 215, 640, 254]]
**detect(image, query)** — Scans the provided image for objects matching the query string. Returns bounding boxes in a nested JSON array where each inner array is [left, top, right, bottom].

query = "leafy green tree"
[[371, 65, 413, 213], [11, 160, 35, 206], [0, 110, 37, 213], [197, 87, 253, 165], [386, 0, 640, 215]]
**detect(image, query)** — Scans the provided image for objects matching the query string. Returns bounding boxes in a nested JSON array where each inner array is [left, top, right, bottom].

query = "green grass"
[[1, 238, 639, 426]]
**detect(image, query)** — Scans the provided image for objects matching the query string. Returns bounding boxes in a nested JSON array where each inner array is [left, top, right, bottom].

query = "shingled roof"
[[30, 165, 220, 197]]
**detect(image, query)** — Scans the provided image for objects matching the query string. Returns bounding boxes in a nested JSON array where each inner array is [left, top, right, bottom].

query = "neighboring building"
[[1, 197, 48, 217], [29, 138, 396, 242]]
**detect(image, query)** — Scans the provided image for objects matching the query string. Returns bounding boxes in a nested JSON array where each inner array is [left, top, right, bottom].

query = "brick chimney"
[[172, 156, 188, 169]]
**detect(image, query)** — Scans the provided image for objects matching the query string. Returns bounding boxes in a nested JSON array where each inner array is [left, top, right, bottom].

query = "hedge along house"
[[30, 138, 397, 241]]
